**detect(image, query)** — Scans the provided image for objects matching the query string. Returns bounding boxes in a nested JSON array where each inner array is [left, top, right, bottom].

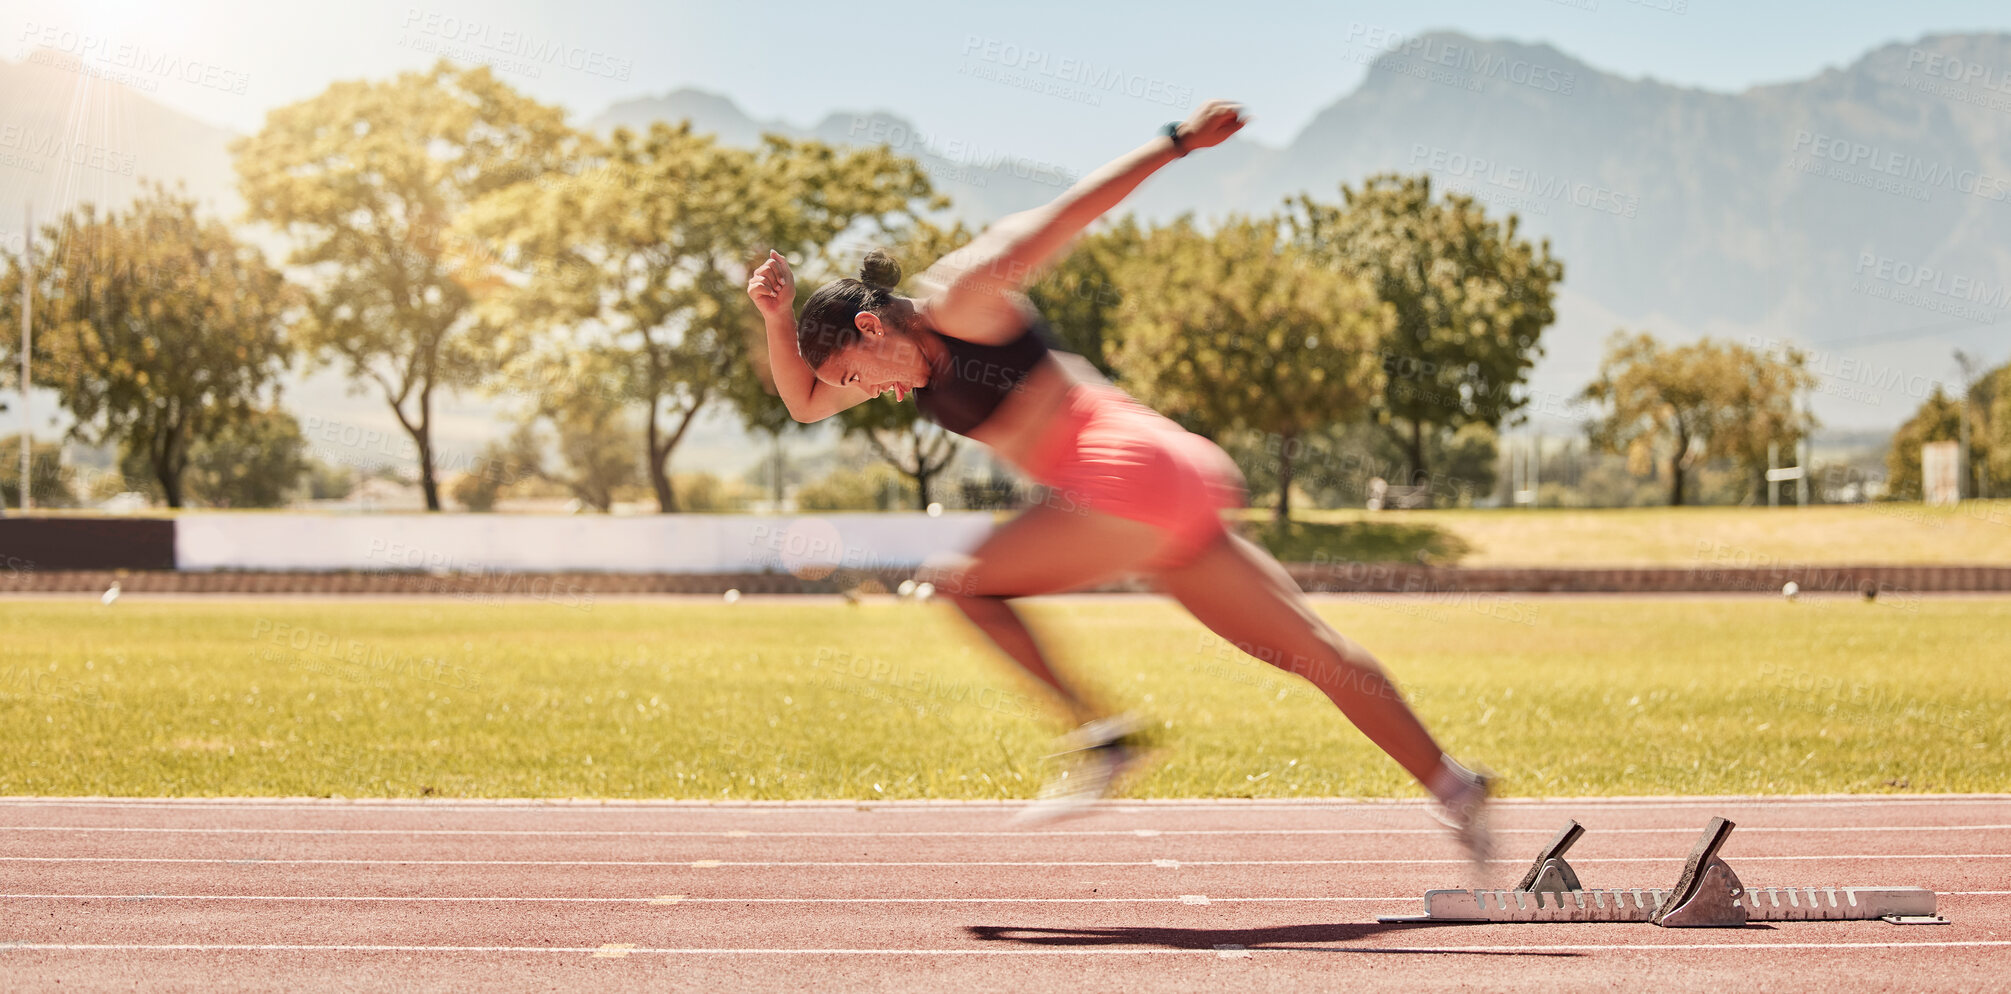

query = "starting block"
[[1379, 816, 1946, 927]]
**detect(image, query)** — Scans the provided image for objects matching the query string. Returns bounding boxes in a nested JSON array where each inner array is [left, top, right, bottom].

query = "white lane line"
[[4, 824, 2008, 838], [0, 893, 1418, 904], [2, 796, 2005, 812], [3, 941, 2007, 955], [4, 891, 2002, 904], [5, 854, 2006, 867]]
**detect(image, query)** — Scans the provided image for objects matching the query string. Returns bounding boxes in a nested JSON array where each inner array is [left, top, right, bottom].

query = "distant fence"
[[3, 515, 2011, 594], [2, 513, 996, 574]]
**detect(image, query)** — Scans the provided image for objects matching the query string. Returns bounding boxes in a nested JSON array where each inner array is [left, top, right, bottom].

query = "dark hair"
[[797, 248, 904, 370]]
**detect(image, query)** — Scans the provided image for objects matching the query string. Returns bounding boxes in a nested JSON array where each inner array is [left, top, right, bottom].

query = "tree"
[[1579, 332, 1811, 507], [1224, 420, 1500, 510], [0, 438, 79, 508], [233, 60, 578, 510], [459, 123, 936, 511], [447, 425, 538, 512], [1582, 332, 1713, 507], [184, 408, 310, 507], [1025, 217, 1145, 377], [1108, 215, 1391, 523], [1717, 343, 1818, 503], [524, 355, 644, 513], [1286, 174, 1562, 502], [0, 186, 294, 507], [1885, 386, 1987, 501]]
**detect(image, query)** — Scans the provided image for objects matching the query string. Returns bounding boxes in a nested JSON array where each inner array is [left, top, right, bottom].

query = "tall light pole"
[[17, 202, 28, 515]]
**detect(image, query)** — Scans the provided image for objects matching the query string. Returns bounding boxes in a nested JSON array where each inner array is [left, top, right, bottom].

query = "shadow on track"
[[967, 922, 1583, 955]]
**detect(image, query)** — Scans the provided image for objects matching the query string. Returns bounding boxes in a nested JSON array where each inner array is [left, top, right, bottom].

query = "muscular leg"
[[1154, 530, 1448, 785], [921, 504, 1167, 725]]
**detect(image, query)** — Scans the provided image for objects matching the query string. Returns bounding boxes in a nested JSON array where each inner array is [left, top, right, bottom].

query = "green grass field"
[[4, 595, 2004, 799], [1235, 500, 2011, 566]]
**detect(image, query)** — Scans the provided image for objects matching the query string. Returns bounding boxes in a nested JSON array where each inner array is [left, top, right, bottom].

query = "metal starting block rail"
[[1379, 817, 1946, 927]]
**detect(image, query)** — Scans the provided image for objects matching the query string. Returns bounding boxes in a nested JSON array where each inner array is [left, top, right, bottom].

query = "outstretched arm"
[[918, 100, 1249, 343], [747, 250, 872, 423]]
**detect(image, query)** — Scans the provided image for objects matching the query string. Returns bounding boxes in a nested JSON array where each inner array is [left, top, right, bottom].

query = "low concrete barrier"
[[173, 512, 996, 573], [0, 518, 175, 571]]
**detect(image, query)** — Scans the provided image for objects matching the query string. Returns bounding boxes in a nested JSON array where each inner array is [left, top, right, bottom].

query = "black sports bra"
[[911, 316, 1056, 437]]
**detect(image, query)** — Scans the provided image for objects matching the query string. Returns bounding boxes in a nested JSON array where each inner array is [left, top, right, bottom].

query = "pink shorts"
[[1019, 384, 1247, 571]]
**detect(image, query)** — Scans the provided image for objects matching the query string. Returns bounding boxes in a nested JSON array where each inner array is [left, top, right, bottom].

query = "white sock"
[[1426, 754, 1480, 804]]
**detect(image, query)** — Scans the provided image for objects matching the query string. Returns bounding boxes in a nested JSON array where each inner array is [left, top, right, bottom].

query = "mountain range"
[[6, 29, 2010, 472]]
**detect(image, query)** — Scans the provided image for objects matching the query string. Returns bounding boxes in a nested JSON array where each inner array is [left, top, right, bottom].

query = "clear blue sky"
[[8, 0, 2009, 167]]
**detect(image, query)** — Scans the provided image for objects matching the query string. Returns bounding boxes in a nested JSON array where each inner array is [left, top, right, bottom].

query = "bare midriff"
[[956, 354, 1099, 472]]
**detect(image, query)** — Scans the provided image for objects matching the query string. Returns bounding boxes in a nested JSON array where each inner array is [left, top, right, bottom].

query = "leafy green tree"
[[532, 363, 644, 514], [0, 438, 79, 508], [796, 462, 916, 511], [0, 186, 294, 507], [460, 122, 936, 511], [119, 406, 309, 507], [447, 425, 538, 512], [1718, 343, 1818, 503], [1965, 360, 2010, 497], [186, 408, 310, 507], [1025, 217, 1145, 377], [1108, 215, 1391, 523], [1286, 174, 1562, 500], [1581, 332, 1715, 507], [303, 459, 357, 501], [233, 60, 578, 510], [1580, 332, 1811, 507], [1885, 386, 1987, 501]]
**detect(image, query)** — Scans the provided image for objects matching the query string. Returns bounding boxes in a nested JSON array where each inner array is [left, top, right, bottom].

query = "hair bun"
[[858, 248, 902, 289]]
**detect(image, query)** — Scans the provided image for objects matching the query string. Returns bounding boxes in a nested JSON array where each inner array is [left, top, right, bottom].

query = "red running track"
[[2, 795, 2007, 993]]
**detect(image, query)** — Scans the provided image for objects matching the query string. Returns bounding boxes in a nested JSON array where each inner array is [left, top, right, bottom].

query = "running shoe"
[[1430, 766, 1497, 873], [1011, 714, 1147, 826]]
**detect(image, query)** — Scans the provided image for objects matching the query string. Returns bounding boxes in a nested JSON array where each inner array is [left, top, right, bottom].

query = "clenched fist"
[[747, 249, 796, 318], [1174, 100, 1249, 152]]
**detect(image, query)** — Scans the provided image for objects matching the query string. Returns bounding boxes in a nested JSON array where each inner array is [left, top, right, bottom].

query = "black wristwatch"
[[1162, 121, 1188, 157]]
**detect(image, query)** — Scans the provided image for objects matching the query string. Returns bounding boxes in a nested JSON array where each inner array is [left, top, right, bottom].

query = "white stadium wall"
[[173, 513, 998, 574]]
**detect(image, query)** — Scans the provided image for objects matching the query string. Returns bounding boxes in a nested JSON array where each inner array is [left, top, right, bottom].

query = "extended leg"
[[921, 503, 1167, 724], [1155, 530, 1449, 785]]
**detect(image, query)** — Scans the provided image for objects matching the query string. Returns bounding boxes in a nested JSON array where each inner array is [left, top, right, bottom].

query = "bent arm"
[[748, 250, 871, 423], [763, 309, 871, 423]]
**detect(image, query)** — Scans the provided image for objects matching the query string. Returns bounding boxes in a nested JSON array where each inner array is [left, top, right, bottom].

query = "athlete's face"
[[815, 301, 933, 402]]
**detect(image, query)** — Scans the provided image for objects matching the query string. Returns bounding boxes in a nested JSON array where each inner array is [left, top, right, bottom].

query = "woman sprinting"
[[745, 99, 1494, 858]]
